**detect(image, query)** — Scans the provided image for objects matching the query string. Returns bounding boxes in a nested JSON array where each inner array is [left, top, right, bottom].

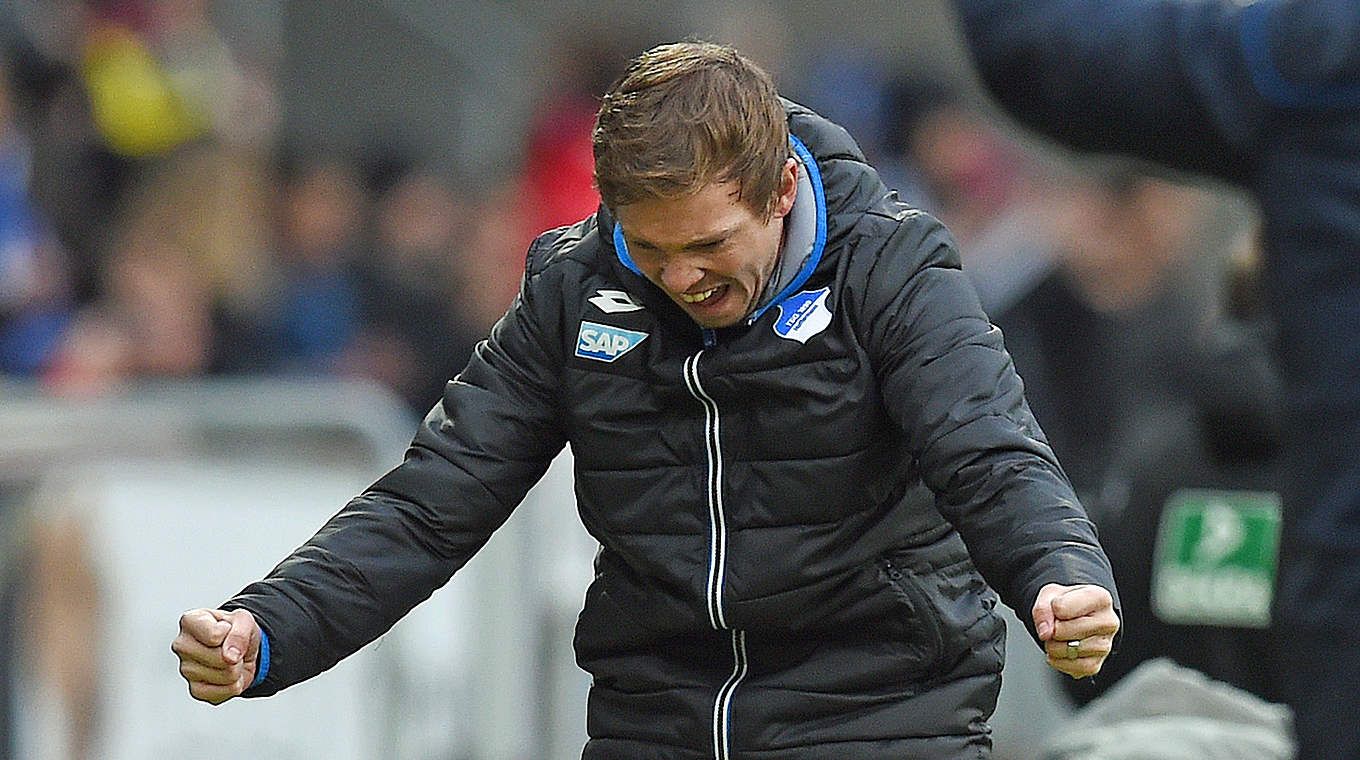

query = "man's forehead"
[[614, 183, 751, 247]]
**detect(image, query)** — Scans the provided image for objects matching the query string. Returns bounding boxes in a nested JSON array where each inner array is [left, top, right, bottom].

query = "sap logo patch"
[[773, 287, 832, 343], [575, 321, 649, 362], [588, 289, 645, 314]]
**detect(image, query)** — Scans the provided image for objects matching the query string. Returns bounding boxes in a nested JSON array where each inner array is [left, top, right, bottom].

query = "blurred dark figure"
[[993, 169, 1221, 503], [953, 3, 1358, 753], [268, 155, 367, 375], [1089, 234, 1285, 705], [0, 57, 76, 379], [878, 77, 1059, 317], [994, 169, 1285, 704], [344, 167, 482, 413]]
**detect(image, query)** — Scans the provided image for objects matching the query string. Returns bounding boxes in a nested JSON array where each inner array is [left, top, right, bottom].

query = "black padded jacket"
[[224, 102, 1117, 759]]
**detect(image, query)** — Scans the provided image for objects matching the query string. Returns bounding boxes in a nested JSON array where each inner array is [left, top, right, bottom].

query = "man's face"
[[614, 159, 798, 329]]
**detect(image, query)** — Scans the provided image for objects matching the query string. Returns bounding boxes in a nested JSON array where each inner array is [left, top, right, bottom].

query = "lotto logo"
[[575, 321, 648, 362]]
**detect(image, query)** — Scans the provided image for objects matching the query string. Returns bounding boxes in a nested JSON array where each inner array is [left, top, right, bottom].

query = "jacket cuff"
[[248, 628, 271, 690]]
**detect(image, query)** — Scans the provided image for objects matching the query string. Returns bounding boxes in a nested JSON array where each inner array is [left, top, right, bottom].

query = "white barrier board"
[[16, 458, 473, 760]]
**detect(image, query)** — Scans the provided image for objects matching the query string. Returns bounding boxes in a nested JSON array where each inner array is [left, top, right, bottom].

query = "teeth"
[[680, 286, 719, 304]]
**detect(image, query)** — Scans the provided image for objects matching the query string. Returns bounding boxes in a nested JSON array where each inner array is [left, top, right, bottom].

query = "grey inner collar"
[[758, 153, 817, 312]]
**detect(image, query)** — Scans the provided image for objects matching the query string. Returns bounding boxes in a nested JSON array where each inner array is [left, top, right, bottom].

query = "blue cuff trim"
[[249, 628, 270, 689]]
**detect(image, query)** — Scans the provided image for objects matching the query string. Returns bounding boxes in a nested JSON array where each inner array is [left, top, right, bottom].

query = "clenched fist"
[[1031, 583, 1119, 679], [171, 608, 261, 704]]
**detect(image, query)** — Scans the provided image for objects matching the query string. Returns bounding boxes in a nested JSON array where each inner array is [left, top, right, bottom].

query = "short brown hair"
[[592, 41, 790, 219]]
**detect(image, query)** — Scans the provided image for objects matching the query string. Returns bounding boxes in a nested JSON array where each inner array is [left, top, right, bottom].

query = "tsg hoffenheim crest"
[[773, 287, 832, 343]]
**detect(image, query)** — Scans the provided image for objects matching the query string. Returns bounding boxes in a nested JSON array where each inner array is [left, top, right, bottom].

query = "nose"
[[659, 258, 704, 295]]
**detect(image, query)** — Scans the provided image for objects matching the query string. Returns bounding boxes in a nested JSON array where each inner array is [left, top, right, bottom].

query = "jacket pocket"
[[879, 548, 999, 675]]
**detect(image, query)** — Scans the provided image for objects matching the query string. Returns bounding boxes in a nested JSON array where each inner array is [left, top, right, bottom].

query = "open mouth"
[[680, 285, 724, 304]]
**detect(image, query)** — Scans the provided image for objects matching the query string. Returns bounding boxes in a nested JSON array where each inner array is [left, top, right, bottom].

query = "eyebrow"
[[627, 227, 735, 251]]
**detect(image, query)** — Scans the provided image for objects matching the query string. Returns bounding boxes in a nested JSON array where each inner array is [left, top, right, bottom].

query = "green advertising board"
[[1151, 488, 1282, 628]]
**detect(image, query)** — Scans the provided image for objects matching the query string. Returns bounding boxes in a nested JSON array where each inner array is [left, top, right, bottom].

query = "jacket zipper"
[[713, 630, 748, 760], [684, 349, 727, 629], [684, 347, 748, 760]]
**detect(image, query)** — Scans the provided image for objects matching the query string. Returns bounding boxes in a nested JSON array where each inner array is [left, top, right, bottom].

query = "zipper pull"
[[702, 328, 717, 348]]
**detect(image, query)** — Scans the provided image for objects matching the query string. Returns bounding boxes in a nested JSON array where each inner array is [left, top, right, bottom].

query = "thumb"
[[1031, 584, 1064, 641], [220, 609, 258, 666]]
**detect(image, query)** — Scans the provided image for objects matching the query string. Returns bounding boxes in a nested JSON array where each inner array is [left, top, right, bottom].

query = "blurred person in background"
[[266, 154, 367, 375], [41, 216, 216, 395], [0, 57, 77, 379], [992, 167, 1224, 507], [1086, 230, 1286, 706], [173, 41, 1119, 759], [955, 0, 1360, 755], [344, 165, 483, 413], [34, 143, 280, 394], [1, 0, 278, 300], [877, 76, 1059, 319], [989, 165, 1283, 706]]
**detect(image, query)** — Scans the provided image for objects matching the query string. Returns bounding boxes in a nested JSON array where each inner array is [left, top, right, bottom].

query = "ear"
[[772, 157, 798, 219]]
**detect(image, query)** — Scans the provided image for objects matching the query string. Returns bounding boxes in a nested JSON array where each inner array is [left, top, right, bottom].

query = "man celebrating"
[[173, 42, 1118, 758]]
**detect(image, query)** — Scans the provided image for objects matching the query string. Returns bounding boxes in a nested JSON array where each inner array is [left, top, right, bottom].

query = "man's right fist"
[[171, 608, 261, 704]]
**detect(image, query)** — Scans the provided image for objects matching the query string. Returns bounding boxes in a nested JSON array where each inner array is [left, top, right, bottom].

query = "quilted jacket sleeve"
[[223, 235, 569, 696], [854, 211, 1118, 637], [954, 0, 1285, 185]]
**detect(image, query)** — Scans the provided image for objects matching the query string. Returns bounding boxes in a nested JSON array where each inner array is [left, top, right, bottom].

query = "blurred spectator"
[[880, 77, 1058, 315], [990, 166, 1283, 705], [29, 141, 280, 394], [992, 167, 1221, 523], [112, 143, 280, 371], [79, 0, 278, 156], [42, 229, 216, 395], [1, 0, 279, 307], [0, 58, 76, 378], [343, 166, 482, 412], [268, 155, 367, 374], [79, 19, 205, 158]]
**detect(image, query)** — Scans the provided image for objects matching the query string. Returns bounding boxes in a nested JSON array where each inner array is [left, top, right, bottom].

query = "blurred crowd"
[[2, 0, 1284, 746], [0, 0, 604, 413]]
